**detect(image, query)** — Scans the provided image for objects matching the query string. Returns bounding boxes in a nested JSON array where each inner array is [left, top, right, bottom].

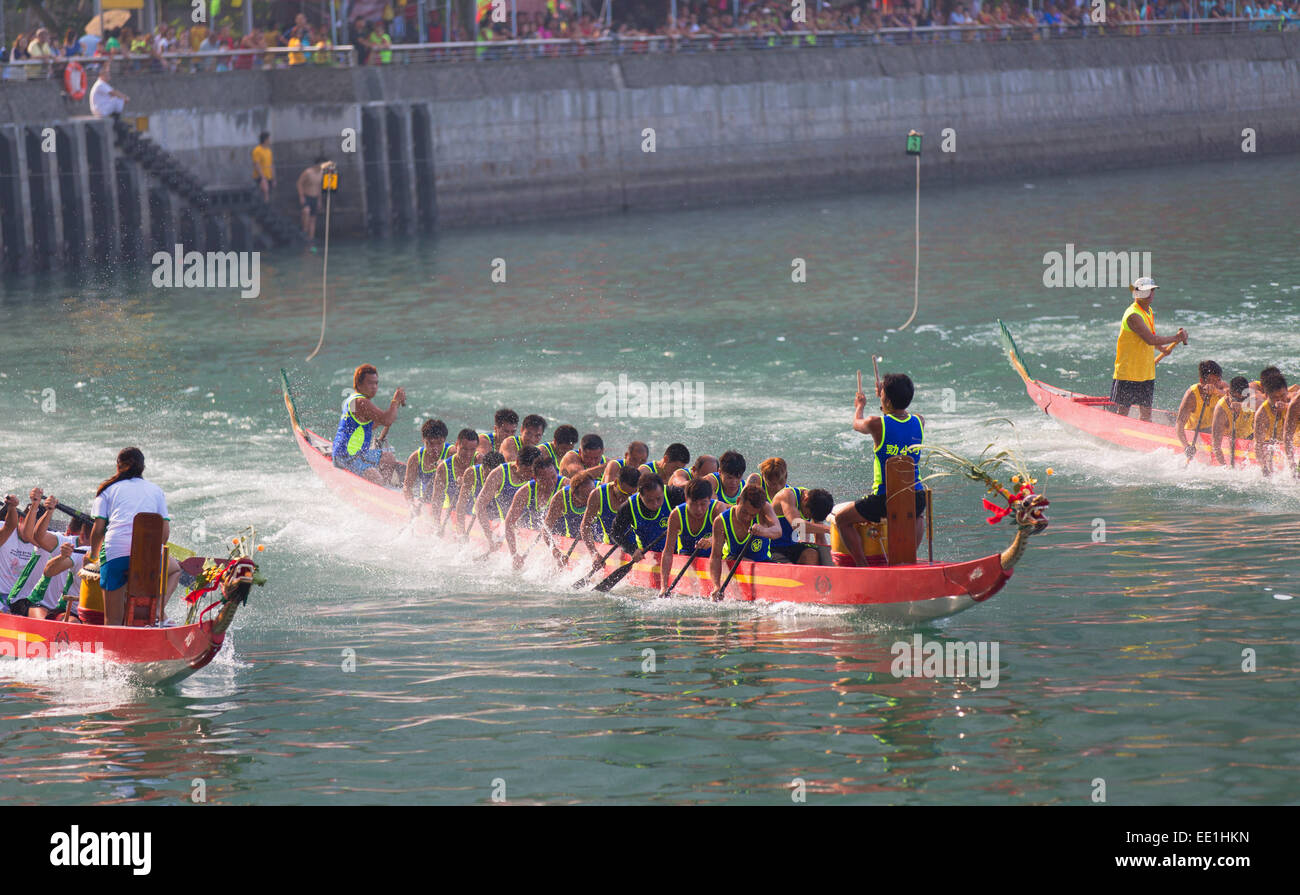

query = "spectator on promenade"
[[288, 25, 307, 65], [371, 20, 394, 63], [350, 17, 372, 64], [232, 32, 257, 70], [310, 25, 334, 64], [28, 28, 55, 60], [89, 61, 129, 118], [61, 29, 83, 58], [10, 34, 30, 61], [252, 131, 274, 202], [80, 28, 100, 56], [284, 13, 310, 44]]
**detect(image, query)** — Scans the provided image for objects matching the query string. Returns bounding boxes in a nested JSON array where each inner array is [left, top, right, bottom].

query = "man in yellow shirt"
[[252, 131, 274, 202], [1111, 276, 1188, 421]]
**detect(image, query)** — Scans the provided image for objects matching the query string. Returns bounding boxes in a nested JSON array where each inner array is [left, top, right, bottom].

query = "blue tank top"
[[558, 486, 586, 538], [719, 506, 772, 563], [331, 394, 372, 459], [708, 472, 742, 506], [872, 413, 924, 497], [441, 454, 468, 509], [673, 499, 717, 555], [595, 482, 625, 543], [494, 464, 529, 520], [628, 495, 670, 551], [414, 446, 439, 501]]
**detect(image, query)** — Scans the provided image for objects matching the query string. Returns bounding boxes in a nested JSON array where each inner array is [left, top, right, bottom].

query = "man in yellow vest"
[[1174, 360, 1226, 459], [1111, 276, 1188, 421]]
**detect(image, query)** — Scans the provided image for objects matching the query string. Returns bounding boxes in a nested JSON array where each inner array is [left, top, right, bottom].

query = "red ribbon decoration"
[[983, 484, 1034, 525]]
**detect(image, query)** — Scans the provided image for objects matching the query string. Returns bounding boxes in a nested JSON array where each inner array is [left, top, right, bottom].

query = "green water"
[[1, 156, 1297, 805]]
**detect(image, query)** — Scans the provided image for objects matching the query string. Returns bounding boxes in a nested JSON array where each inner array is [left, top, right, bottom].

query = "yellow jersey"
[[252, 144, 273, 181], [1113, 301, 1156, 383], [1214, 396, 1254, 440]]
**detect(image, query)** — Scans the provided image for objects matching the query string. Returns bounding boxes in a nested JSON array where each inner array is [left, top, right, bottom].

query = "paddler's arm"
[[543, 491, 567, 559], [500, 437, 519, 463], [355, 387, 406, 427], [1175, 386, 1197, 451], [401, 449, 421, 506], [580, 489, 603, 558], [707, 516, 725, 596], [601, 459, 620, 485], [42, 544, 76, 581], [1126, 313, 1187, 348], [27, 495, 61, 553], [851, 388, 884, 444], [1210, 402, 1230, 466], [658, 511, 681, 593], [610, 505, 639, 560], [752, 505, 782, 540], [88, 518, 107, 561], [453, 468, 478, 536], [0, 495, 18, 547], [429, 465, 449, 525], [503, 488, 529, 568], [473, 468, 504, 545], [1285, 398, 1300, 471], [1253, 408, 1273, 476]]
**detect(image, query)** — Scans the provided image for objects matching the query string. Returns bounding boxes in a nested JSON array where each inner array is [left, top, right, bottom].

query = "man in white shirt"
[[89, 60, 129, 118], [17, 494, 90, 619]]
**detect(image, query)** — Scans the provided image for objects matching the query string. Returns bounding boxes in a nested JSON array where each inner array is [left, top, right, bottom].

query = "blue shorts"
[[334, 448, 382, 475], [100, 556, 130, 591]]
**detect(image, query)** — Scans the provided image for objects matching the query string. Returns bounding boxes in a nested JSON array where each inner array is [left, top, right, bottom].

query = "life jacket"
[[332, 393, 372, 460], [718, 506, 771, 563], [1114, 301, 1156, 382], [672, 499, 717, 556]]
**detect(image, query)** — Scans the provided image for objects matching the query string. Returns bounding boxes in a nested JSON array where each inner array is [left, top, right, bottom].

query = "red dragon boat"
[[0, 539, 261, 687], [282, 370, 1048, 623], [998, 320, 1263, 467]]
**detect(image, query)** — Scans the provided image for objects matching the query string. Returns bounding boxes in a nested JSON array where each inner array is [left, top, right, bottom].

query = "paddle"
[[556, 536, 581, 567], [712, 531, 754, 602], [572, 543, 621, 589], [1154, 342, 1178, 365], [593, 529, 667, 593], [661, 540, 706, 599]]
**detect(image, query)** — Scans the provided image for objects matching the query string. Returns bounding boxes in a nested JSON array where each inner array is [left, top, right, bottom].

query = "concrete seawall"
[[2, 32, 1298, 267]]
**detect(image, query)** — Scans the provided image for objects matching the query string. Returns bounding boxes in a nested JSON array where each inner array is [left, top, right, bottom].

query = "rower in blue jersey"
[[331, 363, 406, 484], [432, 428, 479, 527], [769, 485, 835, 565], [453, 450, 504, 537], [747, 456, 789, 503], [476, 408, 519, 460], [539, 424, 579, 478], [474, 445, 541, 542], [544, 470, 597, 541], [501, 414, 547, 463], [559, 433, 608, 479], [504, 452, 560, 568], [668, 454, 718, 490], [403, 419, 447, 511], [602, 441, 649, 484], [580, 464, 640, 556], [832, 372, 926, 567], [707, 484, 782, 600], [657, 477, 722, 595], [640, 442, 690, 484], [705, 450, 747, 506]]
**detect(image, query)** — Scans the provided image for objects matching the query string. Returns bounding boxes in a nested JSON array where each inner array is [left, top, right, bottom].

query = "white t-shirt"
[[91, 477, 170, 562], [21, 534, 84, 608], [89, 79, 118, 118], [0, 534, 36, 598]]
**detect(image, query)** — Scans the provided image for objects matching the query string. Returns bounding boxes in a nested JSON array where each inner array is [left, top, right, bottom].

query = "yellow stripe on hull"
[[0, 629, 48, 643]]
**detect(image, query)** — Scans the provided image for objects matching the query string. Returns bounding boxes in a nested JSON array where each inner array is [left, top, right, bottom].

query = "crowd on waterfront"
[[6, 0, 1299, 69]]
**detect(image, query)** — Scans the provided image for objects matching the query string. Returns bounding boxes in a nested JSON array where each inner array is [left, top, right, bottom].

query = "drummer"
[[332, 363, 406, 485]]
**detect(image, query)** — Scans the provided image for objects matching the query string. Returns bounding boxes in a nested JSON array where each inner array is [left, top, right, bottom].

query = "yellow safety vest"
[[1113, 301, 1156, 383], [1214, 396, 1254, 440], [1183, 385, 1214, 431]]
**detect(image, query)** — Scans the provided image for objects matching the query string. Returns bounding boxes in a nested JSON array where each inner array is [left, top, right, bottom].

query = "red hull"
[[282, 372, 1019, 622], [0, 614, 224, 686]]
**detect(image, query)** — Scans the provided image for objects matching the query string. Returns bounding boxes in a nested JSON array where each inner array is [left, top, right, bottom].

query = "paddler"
[[1210, 377, 1255, 467], [705, 450, 747, 506], [503, 452, 560, 568], [640, 443, 690, 483], [602, 442, 649, 484], [402, 418, 447, 511], [332, 363, 407, 484], [544, 470, 598, 555], [605, 472, 672, 569], [657, 477, 722, 595], [559, 433, 607, 479], [1284, 386, 1300, 478], [474, 445, 541, 542], [769, 486, 834, 565], [1111, 277, 1188, 421], [1174, 361, 1226, 460], [430, 428, 480, 527], [832, 372, 926, 568], [541, 425, 579, 478], [580, 464, 640, 557], [453, 450, 504, 538], [1253, 369, 1292, 476], [746, 456, 788, 501], [500, 414, 546, 463], [19, 496, 91, 620], [0, 495, 34, 614], [706, 484, 782, 600], [86, 447, 181, 626], [477, 408, 519, 459]]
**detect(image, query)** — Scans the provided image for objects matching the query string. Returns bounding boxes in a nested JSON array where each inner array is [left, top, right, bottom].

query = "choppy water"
[[1, 156, 1297, 804]]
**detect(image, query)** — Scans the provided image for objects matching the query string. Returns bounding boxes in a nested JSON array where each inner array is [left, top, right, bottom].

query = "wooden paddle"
[[557, 536, 582, 567], [572, 543, 621, 589], [593, 530, 668, 593], [661, 540, 707, 599], [1154, 342, 1178, 365], [712, 532, 754, 602]]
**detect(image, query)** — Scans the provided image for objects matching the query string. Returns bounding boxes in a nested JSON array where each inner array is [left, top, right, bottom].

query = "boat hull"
[[282, 371, 1017, 621], [0, 614, 224, 686]]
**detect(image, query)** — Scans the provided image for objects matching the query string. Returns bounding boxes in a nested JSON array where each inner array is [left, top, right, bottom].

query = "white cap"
[[1131, 276, 1159, 293]]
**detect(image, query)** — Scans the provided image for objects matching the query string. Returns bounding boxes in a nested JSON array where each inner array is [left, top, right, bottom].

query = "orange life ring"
[[64, 61, 87, 100]]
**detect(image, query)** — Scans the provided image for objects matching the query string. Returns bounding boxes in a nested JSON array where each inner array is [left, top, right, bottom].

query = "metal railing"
[[3, 18, 1295, 80]]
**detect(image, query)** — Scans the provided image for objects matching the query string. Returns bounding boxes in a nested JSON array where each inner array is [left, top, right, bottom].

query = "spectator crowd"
[[5, 0, 1299, 68]]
